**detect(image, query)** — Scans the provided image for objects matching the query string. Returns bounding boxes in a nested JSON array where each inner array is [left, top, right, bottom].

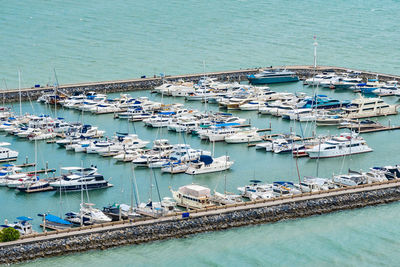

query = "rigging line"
[[151, 168, 162, 203]]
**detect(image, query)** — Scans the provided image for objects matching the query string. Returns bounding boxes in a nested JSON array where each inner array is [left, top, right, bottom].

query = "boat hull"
[[248, 76, 299, 84]]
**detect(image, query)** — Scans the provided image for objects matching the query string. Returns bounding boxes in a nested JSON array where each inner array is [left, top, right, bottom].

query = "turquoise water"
[[1, 0, 400, 265], [1, 0, 400, 88]]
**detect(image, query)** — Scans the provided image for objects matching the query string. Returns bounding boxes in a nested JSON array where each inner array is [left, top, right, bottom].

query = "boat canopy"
[[215, 123, 240, 127], [178, 184, 211, 197], [2, 164, 14, 167], [199, 155, 213, 165], [38, 214, 72, 225], [16, 216, 32, 221]]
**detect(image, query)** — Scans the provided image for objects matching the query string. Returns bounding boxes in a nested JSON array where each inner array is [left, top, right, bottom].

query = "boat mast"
[[18, 69, 22, 117], [53, 68, 59, 118], [312, 36, 318, 135], [2, 79, 7, 107]]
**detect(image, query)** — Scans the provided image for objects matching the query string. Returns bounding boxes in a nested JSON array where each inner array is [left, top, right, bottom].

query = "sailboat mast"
[[53, 68, 59, 118], [18, 70, 22, 116], [2, 79, 7, 107]]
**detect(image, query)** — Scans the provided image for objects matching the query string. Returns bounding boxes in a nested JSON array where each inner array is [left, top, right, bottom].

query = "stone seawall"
[[2, 65, 400, 103], [1, 184, 400, 265]]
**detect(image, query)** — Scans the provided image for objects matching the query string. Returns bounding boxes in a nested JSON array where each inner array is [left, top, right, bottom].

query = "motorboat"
[[161, 161, 189, 174], [49, 167, 112, 191], [66, 203, 112, 225], [333, 173, 365, 186], [17, 179, 53, 192], [170, 184, 216, 209], [0, 142, 18, 161], [248, 69, 299, 84], [224, 129, 261, 143], [342, 94, 398, 119], [185, 155, 233, 175], [304, 73, 337, 86], [0, 216, 34, 235], [237, 180, 274, 199], [305, 132, 373, 158]]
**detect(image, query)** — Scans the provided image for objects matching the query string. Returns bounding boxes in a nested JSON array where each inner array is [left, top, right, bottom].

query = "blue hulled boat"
[[299, 95, 350, 109], [247, 69, 299, 84]]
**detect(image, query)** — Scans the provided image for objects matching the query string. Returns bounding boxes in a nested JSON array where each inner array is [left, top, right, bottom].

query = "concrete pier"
[[1, 180, 400, 264], [1, 65, 400, 103]]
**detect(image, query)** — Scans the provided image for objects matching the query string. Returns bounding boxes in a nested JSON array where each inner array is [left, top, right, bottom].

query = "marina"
[[1, 65, 400, 263], [3, 0, 400, 265]]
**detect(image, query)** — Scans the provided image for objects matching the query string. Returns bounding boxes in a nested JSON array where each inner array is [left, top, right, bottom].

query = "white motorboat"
[[66, 203, 112, 225], [113, 150, 143, 162], [342, 94, 398, 119], [305, 132, 373, 158], [185, 155, 233, 175], [237, 180, 273, 199], [170, 184, 215, 209], [86, 140, 114, 154], [49, 167, 112, 191], [161, 161, 189, 174], [224, 129, 261, 143], [0, 142, 19, 161], [1, 217, 34, 235]]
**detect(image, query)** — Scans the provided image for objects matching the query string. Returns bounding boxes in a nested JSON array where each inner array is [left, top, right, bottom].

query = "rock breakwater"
[[1, 184, 400, 264]]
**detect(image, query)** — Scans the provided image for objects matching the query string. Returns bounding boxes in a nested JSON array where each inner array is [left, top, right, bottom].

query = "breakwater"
[[2, 180, 400, 264], [2, 65, 400, 103]]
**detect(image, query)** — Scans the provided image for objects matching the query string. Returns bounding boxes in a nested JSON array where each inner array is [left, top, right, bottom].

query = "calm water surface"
[[2, 0, 400, 266]]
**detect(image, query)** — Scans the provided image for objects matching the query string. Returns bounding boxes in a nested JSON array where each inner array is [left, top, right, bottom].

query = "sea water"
[[1, 0, 400, 266]]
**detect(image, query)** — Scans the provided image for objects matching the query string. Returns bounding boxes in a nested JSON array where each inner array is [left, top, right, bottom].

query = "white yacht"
[[0, 142, 19, 161], [237, 180, 274, 200], [49, 167, 112, 191], [224, 129, 261, 143], [305, 133, 373, 158], [1, 217, 34, 235], [304, 73, 337, 86], [171, 184, 215, 209], [66, 203, 112, 225], [185, 155, 233, 175], [342, 94, 398, 119]]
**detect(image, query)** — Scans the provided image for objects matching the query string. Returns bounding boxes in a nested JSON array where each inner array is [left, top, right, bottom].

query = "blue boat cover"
[[215, 123, 240, 127], [273, 181, 294, 186], [16, 216, 32, 221], [199, 155, 213, 165], [38, 214, 72, 225], [159, 112, 175, 115]]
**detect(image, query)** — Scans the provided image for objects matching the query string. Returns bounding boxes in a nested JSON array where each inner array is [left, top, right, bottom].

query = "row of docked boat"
[[151, 76, 399, 123], [38, 91, 161, 115], [255, 132, 373, 158], [0, 113, 105, 141], [260, 94, 398, 124], [0, 164, 112, 193], [304, 71, 400, 96], [173, 163, 400, 208], [4, 160, 399, 234]]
